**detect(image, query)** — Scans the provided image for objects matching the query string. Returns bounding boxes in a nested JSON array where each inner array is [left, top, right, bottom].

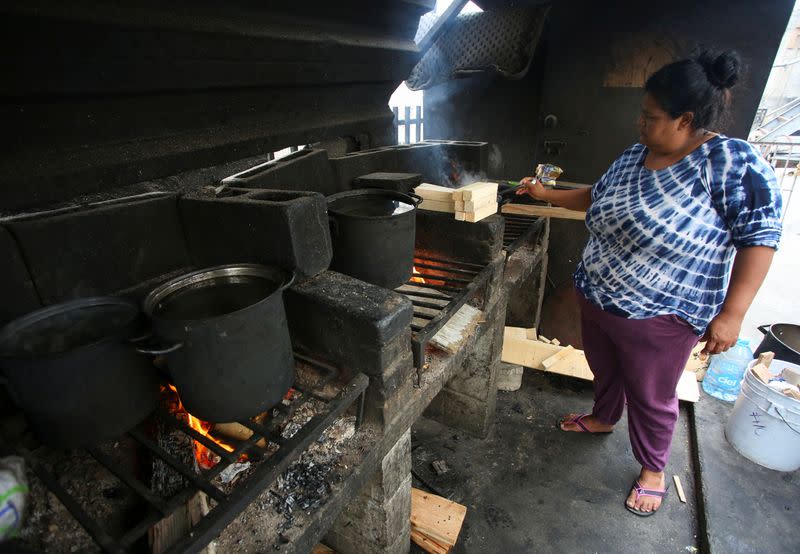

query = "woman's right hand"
[[515, 177, 549, 201]]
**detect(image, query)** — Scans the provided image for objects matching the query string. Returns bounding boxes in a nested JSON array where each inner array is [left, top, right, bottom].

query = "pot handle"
[[129, 334, 184, 356], [758, 325, 770, 335], [135, 342, 184, 356], [408, 192, 423, 207]]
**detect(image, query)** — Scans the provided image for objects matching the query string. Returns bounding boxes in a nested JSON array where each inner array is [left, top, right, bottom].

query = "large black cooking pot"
[[141, 264, 295, 423], [0, 297, 159, 447], [327, 189, 422, 289], [753, 323, 800, 365]]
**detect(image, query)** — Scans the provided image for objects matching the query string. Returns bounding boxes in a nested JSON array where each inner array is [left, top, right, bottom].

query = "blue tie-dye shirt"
[[574, 136, 782, 334]]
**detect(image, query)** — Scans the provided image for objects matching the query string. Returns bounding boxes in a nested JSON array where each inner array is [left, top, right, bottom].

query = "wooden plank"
[[501, 328, 561, 368], [457, 202, 497, 222], [541, 345, 575, 369], [415, 183, 455, 202], [430, 304, 483, 354], [411, 528, 449, 554], [410, 488, 467, 548], [453, 181, 498, 201], [501, 203, 586, 220], [454, 197, 495, 211], [419, 199, 456, 213]]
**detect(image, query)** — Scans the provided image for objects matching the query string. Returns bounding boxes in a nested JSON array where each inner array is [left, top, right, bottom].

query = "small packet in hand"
[[535, 163, 563, 185]]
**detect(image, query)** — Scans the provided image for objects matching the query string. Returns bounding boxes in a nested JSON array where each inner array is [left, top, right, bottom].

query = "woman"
[[517, 50, 782, 516]]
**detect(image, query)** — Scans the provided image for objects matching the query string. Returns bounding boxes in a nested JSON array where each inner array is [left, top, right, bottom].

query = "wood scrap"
[[783, 387, 800, 400], [541, 345, 575, 369], [212, 422, 266, 448], [311, 545, 336, 554], [501, 203, 586, 220], [150, 492, 215, 554], [751, 363, 772, 384], [525, 327, 538, 340], [431, 459, 450, 475], [550, 338, 561, 346], [673, 475, 687, 503], [410, 488, 467, 551], [757, 351, 775, 368], [502, 327, 561, 368], [430, 304, 483, 354], [411, 528, 449, 554]]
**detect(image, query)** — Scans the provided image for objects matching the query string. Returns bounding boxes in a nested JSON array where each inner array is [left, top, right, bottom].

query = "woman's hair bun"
[[695, 49, 741, 89]]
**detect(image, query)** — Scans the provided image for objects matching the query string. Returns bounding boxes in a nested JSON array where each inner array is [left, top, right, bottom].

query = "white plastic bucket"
[[724, 359, 800, 471]]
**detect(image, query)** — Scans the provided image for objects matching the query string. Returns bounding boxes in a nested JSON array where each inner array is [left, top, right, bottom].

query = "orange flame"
[[165, 384, 236, 470], [411, 266, 426, 284]]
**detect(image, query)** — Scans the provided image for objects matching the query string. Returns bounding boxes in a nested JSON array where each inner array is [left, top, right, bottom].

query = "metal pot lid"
[[143, 263, 294, 322], [327, 189, 418, 219], [0, 297, 139, 358]]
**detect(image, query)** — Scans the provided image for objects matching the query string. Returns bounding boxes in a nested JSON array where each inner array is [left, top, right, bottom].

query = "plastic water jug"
[[702, 338, 753, 402]]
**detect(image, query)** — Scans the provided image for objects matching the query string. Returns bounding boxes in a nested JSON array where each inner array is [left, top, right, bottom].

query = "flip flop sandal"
[[559, 413, 612, 434], [625, 480, 669, 517]]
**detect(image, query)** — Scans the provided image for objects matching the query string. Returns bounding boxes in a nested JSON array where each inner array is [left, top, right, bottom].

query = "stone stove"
[[0, 141, 512, 553]]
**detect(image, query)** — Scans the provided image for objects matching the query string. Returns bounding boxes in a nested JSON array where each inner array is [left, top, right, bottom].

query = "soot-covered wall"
[[426, 0, 793, 293]]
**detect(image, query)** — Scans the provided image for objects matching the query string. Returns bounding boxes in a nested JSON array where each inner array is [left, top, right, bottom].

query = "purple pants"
[[576, 291, 699, 472]]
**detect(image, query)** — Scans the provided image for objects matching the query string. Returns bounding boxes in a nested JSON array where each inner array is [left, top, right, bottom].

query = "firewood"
[[750, 363, 772, 384], [212, 422, 267, 448], [756, 351, 775, 368], [150, 492, 215, 554]]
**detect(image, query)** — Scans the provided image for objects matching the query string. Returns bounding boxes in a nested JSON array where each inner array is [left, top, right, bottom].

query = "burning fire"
[[164, 384, 236, 470], [411, 266, 426, 284]]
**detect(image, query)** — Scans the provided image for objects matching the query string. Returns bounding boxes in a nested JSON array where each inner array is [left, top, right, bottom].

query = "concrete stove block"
[[353, 172, 422, 193], [221, 149, 338, 196], [394, 143, 442, 184], [415, 211, 505, 265], [179, 190, 331, 279], [0, 226, 41, 326], [7, 194, 190, 304], [330, 147, 398, 192], [285, 271, 413, 374]]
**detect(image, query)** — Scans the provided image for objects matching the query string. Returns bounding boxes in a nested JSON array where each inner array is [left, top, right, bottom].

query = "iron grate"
[[396, 254, 494, 368], [12, 356, 368, 554], [502, 214, 545, 253]]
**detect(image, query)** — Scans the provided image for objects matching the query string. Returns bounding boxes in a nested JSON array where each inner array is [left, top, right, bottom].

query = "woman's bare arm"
[[515, 177, 593, 211], [701, 246, 775, 356]]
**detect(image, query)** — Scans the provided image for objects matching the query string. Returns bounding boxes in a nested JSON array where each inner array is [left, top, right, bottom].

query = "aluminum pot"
[[753, 323, 800, 365], [0, 297, 159, 447], [327, 189, 422, 289], [141, 264, 295, 423]]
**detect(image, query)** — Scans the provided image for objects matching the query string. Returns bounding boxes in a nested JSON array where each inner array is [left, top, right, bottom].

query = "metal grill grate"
[[396, 255, 494, 368], [502, 214, 544, 252], [12, 356, 368, 554]]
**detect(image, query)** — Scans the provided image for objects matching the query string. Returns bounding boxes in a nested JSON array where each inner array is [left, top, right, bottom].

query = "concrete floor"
[[411, 369, 799, 553], [411, 371, 700, 554]]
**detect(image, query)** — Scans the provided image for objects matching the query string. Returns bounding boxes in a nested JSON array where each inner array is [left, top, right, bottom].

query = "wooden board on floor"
[[501, 203, 586, 220], [501, 327, 701, 402], [410, 488, 467, 549], [411, 528, 449, 554]]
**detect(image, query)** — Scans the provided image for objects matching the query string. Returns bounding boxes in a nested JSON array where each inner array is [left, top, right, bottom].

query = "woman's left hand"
[[700, 310, 742, 357]]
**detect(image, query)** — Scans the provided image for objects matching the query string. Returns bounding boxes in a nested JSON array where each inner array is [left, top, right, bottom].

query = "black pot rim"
[[327, 188, 419, 220], [0, 296, 140, 361], [763, 323, 800, 356], [143, 263, 295, 324]]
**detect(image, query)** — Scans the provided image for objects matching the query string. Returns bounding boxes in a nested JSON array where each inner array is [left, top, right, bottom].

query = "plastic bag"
[[0, 456, 27, 541]]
